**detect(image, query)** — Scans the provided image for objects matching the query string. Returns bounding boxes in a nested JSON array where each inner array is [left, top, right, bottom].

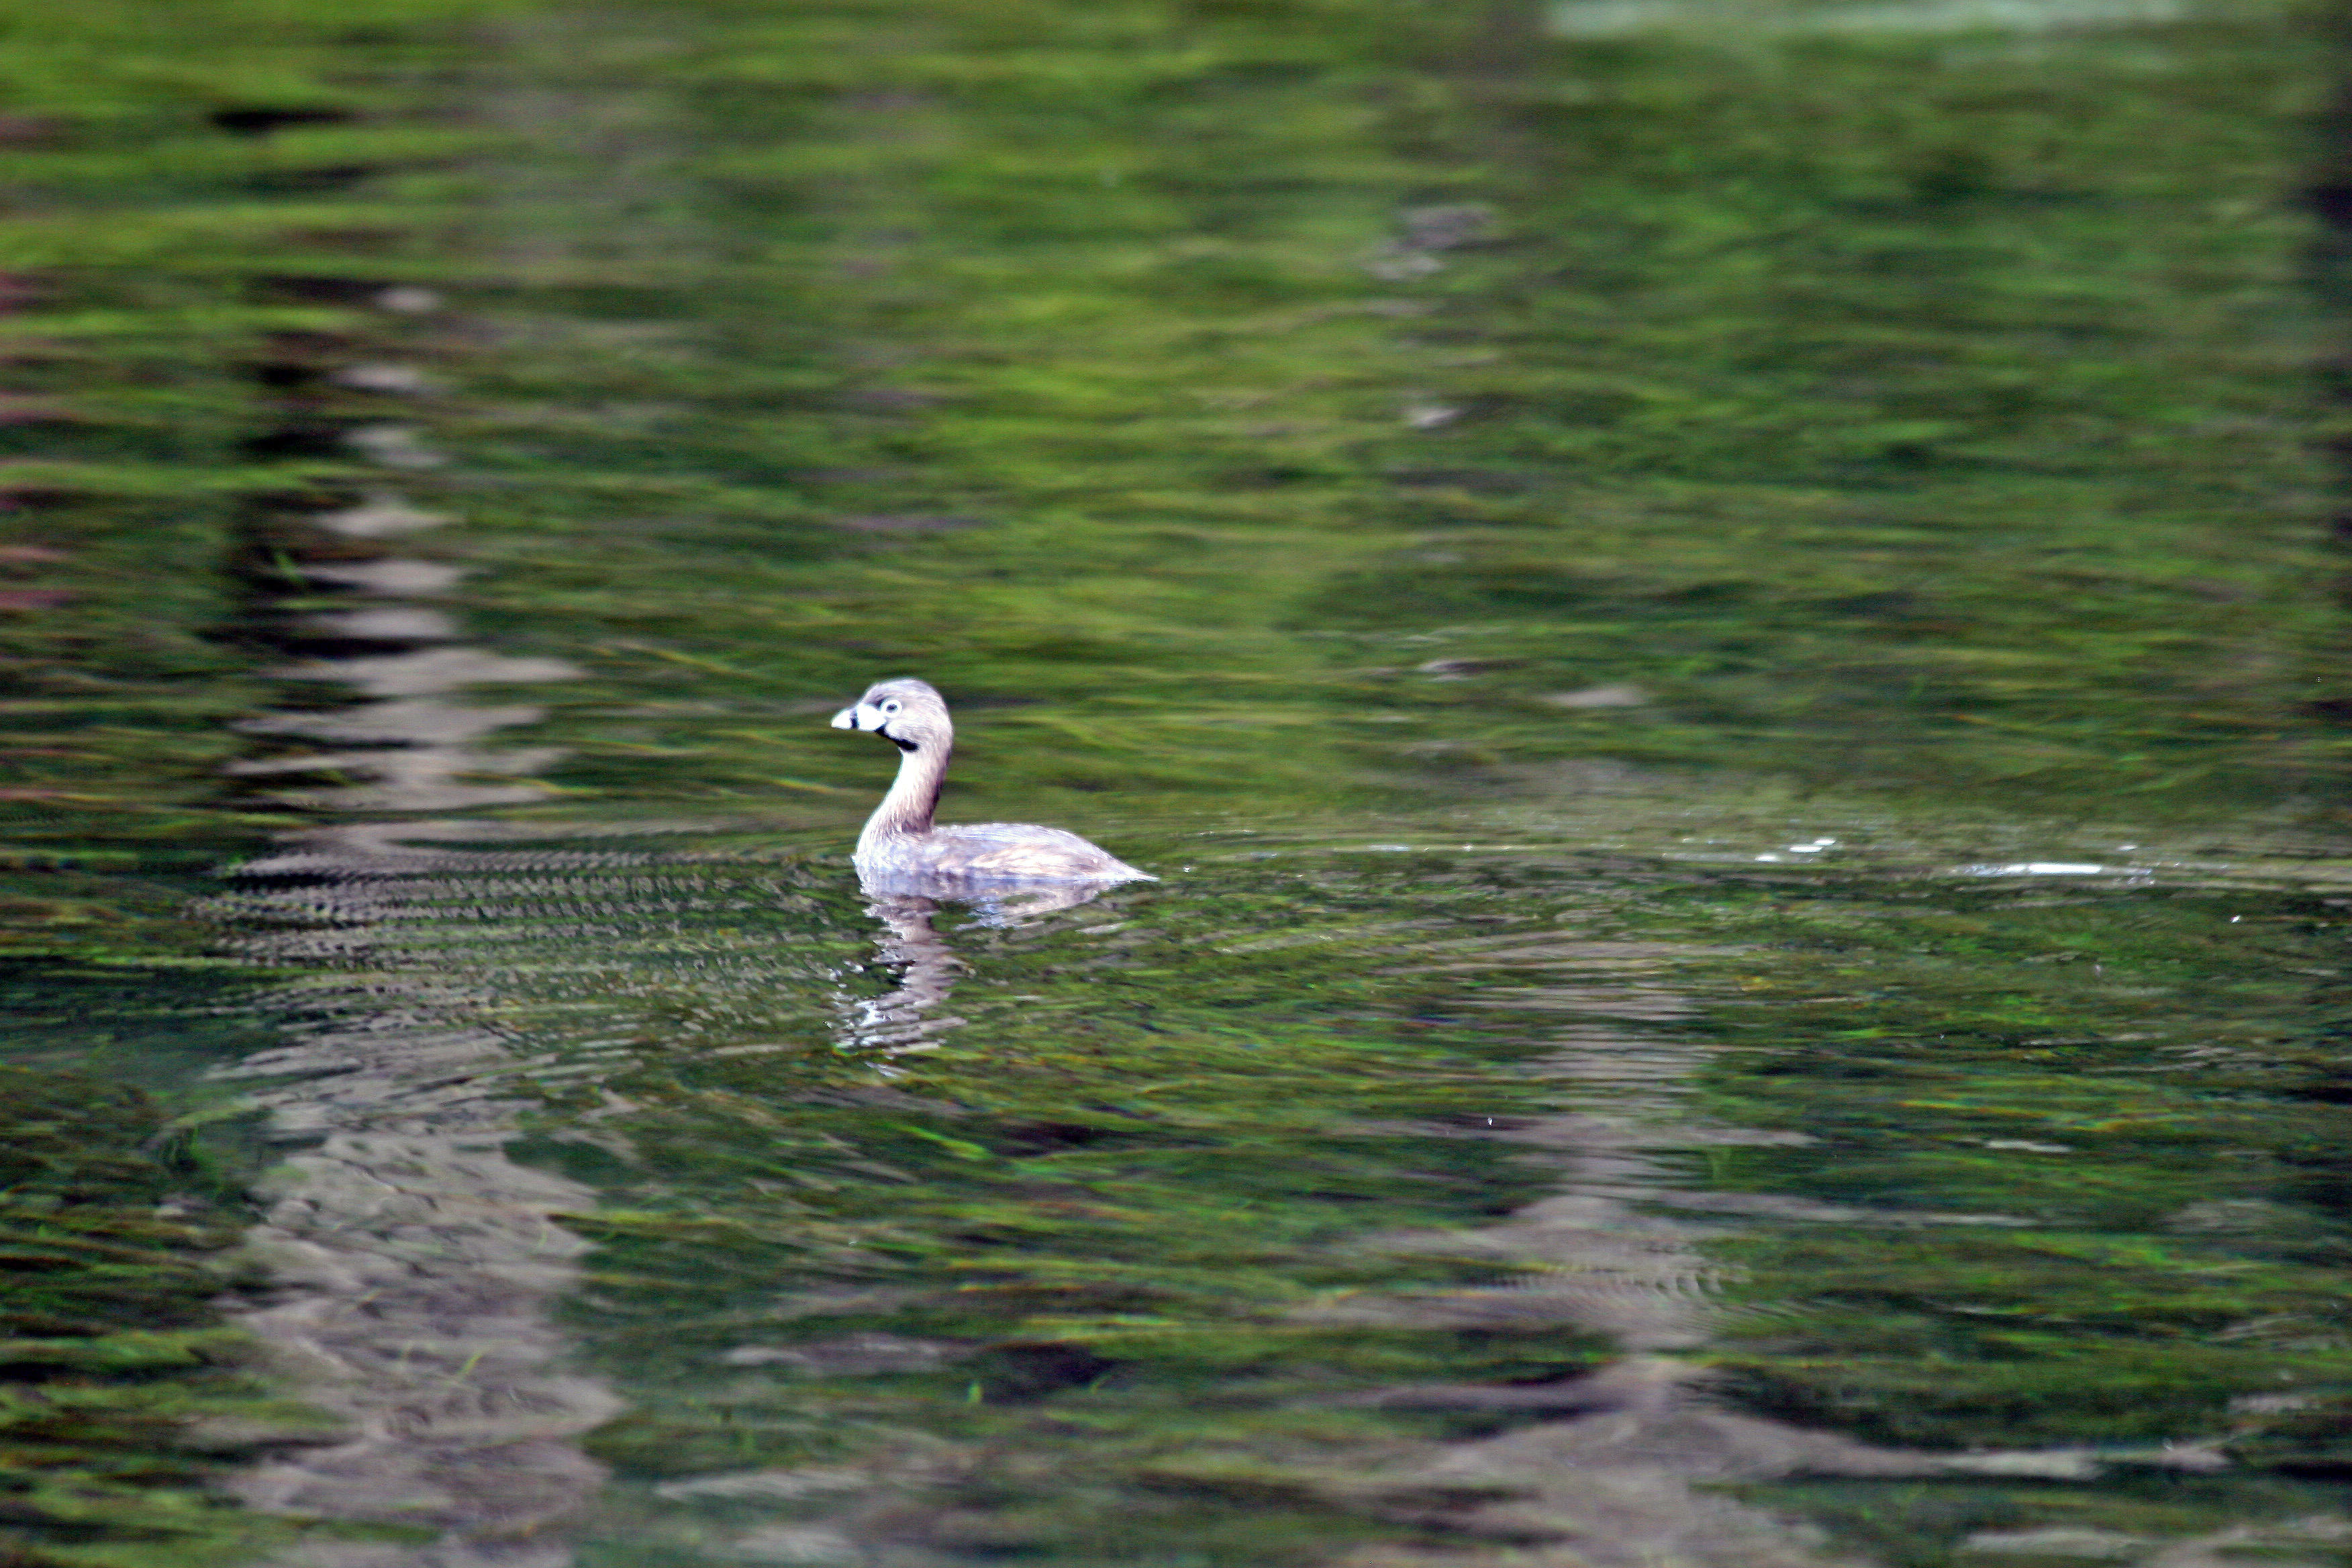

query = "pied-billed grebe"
[[830, 678, 1154, 884]]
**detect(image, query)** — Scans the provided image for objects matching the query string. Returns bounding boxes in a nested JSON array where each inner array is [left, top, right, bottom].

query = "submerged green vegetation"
[[0, 0, 2349, 1562], [445, 0, 2335, 818], [0, 1020, 314, 1567]]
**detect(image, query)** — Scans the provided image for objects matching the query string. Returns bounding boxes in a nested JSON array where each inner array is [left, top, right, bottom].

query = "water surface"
[[2, 0, 2351, 1564]]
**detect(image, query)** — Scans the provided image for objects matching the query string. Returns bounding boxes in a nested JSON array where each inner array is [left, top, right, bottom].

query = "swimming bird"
[[830, 678, 1154, 884]]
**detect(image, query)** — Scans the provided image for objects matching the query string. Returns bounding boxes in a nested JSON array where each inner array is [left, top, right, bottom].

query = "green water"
[[2, 0, 2351, 1563]]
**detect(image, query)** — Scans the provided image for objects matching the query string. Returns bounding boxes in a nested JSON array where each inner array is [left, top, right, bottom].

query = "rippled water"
[[3, 0, 2351, 1564], [186, 804, 2352, 1566]]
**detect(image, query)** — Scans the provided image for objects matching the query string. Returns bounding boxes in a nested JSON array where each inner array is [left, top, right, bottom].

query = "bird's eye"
[[881, 699, 901, 714]]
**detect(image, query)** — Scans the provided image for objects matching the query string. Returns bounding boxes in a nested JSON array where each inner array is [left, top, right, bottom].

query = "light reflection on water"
[[1545, 0, 2192, 37]]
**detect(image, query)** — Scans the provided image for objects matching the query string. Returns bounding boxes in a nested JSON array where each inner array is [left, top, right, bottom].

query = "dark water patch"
[[238, 165, 381, 199], [211, 108, 360, 140], [242, 425, 362, 462]]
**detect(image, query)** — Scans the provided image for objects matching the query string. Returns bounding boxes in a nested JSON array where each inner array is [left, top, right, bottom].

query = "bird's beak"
[[830, 705, 862, 730]]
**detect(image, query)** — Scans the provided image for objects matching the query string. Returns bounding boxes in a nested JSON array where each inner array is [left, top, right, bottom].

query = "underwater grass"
[[0, 1058, 333, 1567], [394, 0, 2343, 826]]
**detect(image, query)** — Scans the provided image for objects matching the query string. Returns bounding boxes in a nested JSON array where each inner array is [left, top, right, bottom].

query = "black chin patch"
[[890, 737, 920, 754]]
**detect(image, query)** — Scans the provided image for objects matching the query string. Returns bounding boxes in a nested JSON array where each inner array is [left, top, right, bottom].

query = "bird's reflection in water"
[[841, 871, 1114, 1053]]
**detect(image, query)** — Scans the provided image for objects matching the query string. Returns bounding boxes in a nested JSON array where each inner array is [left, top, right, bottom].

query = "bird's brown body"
[[830, 679, 1153, 885]]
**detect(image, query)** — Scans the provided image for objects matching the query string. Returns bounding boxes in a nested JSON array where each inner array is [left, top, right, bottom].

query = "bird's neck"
[[859, 736, 952, 848]]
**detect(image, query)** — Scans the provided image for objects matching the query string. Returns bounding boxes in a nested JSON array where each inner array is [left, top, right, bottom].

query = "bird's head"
[[830, 677, 952, 754]]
